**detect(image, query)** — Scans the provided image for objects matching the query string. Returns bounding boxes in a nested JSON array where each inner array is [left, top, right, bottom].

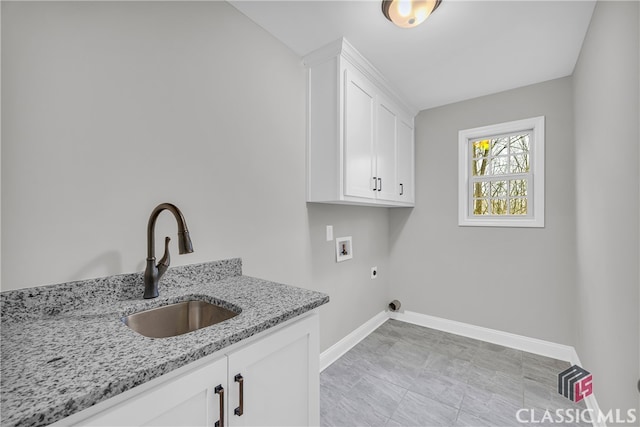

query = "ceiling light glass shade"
[[382, 0, 442, 28]]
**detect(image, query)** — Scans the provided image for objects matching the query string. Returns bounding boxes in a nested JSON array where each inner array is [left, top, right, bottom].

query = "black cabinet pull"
[[234, 374, 244, 416], [400, 183, 404, 196], [372, 177, 378, 191], [215, 385, 224, 427], [378, 178, 382, 192]]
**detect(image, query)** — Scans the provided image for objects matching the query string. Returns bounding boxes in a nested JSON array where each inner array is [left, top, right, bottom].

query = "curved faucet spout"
[[144, 203, 194, 299]]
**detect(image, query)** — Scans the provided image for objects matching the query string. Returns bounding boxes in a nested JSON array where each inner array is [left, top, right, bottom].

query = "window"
[[458, 116, 544, 227]]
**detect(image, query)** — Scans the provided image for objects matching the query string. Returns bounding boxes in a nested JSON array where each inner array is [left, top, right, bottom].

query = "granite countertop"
[[0, 259, 329, 427]]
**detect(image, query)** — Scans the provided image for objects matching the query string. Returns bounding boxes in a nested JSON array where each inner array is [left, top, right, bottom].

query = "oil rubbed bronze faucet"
[[144, 203, 194, 299]]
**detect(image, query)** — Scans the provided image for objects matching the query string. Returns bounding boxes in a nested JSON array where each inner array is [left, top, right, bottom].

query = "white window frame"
[[458, 116, 545, 228]]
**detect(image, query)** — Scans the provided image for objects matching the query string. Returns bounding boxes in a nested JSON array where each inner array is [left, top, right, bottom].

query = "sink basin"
[[123, 300, 239, 338]]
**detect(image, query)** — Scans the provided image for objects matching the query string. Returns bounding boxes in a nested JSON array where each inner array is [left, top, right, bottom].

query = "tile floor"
[[320, 320, 590, 427]]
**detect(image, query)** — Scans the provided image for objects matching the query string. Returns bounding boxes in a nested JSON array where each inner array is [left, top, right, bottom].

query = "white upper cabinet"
[[304, 38, 416, 207], [397, 116, 416, 204], [343, 65, 376, 199], [375, 94, 400, 202]]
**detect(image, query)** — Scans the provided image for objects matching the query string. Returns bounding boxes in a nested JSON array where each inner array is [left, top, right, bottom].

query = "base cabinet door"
[[227, 314, 319, 427], [79, 356, 227, 427]]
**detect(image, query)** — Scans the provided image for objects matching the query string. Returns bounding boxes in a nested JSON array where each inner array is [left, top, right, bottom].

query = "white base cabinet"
[[80, 357, 227, 427], [57, 313, 319, 427], [304, 38, 416, 207], [227, 315, 318, 426]]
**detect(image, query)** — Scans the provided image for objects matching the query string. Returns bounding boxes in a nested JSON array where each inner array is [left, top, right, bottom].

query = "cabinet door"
[[343, 66, 376, 199], [396, 118, 415, 203], [228, 314, 319, 427], [376, 99, 399, 201], [78, 357, 228, 427]]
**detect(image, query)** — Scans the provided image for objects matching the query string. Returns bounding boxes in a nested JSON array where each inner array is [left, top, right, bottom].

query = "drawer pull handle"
[[215, 385, 224, 427], [378, 178, 382, 192], [400, 183, 404, 196], [234, 374, 244, 416]]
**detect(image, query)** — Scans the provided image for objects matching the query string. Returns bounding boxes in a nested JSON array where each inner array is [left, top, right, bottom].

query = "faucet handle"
[[157, 236, 171, 277]]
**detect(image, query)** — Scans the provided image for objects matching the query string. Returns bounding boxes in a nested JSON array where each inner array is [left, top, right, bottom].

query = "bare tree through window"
[[471, 133, 530, 216]]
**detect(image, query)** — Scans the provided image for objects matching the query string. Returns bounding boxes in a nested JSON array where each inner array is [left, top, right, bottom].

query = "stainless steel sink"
[[123, 300, 240, 338]]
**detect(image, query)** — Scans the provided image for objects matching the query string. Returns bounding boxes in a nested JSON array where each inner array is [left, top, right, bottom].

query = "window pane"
[[490, 156, 509, 175], [510, 134, 530, 155], [510, 198, 528, 215], [510, 154, 529, 173], [472, 158, 489, 176], [473, 181, 490, 198], [510, 179, 528, 197], [491, 137, 509, 157], [491, 181, 507, 197], [491, 199, 508, 215], [472, 139, 490, 158], [460, 117, 543, 226], [472, 199, 489, 215]]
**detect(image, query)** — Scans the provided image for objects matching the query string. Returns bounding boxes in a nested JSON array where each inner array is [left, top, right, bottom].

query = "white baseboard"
[[319, 311, 388, 372], [390, 310, 578, 362], [320, 309, 603, 426]]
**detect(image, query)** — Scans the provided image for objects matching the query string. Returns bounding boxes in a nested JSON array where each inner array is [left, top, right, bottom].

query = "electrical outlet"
[[371, 266, 378, 279]]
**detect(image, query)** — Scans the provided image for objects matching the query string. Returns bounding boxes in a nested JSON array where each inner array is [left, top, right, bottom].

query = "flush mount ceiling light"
[[382, 0, 442, 29]]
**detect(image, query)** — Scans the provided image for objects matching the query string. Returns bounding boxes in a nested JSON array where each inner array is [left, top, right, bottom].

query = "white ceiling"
[[228, 0, 596, 111]]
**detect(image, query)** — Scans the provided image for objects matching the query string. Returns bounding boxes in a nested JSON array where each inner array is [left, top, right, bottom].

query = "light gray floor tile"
[[349, 332, 396, 359], [479, 341, 523, 358], [322, 393, 391, 427], [433, 333, 479, 361], [360, 353, 421, 389], [389, 390, 459, 427], [440, 332, 485, 349], [320, 320, 579, 427], [471, 343, 523, 378], [522, 354, 570, 388], [460, 383, 524, 426], [339, 340, 389, 375], [321, 386, 344, 423], [321, 358, 365, 395], [384, 418, 404, 427], [410, 370, 468, 409], [341, 373, 408, 419], [466, 365, 524, 406], [423, 351, 473, 382], [385, 340, 431, 369], [379, 320, 443, 347], [454, 410, 494, 427], [523, 378, 587, 412], [523, 352, 570, 371]]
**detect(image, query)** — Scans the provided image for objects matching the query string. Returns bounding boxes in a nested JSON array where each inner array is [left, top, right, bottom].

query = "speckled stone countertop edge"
[[0, 259, 329, 427], [0, 258, 243, 322]]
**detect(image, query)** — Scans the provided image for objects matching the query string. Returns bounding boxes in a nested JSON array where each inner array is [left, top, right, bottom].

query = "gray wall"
[[3, 1, 639, 414], [573, 0, 640, 415], [389, 77, 577, 345], [0, 1, 390, 352]]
